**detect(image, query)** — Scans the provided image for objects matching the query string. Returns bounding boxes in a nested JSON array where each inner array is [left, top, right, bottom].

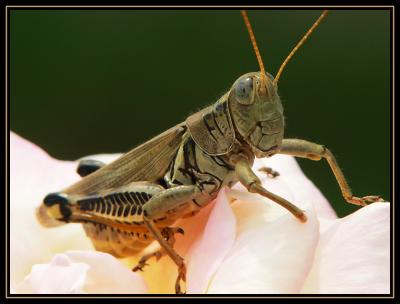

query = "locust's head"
[[231, 10, 328, 158], [228, 72, 284, 158]]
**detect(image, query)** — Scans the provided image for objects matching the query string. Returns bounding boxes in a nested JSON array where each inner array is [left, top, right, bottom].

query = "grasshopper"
[[36, 10, 383, 294]]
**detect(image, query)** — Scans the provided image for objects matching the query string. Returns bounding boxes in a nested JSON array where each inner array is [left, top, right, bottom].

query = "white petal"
[[15, 254, 89, 294], [186, 189, 236, 293], [14, 251, 148, 294], [66, 251, 148, 294], [10, 132, 94, 286], [301, 202, 390, 294], [207, 200, 319, 294]]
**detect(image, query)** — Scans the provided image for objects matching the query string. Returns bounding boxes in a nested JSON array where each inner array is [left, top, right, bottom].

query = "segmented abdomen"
[[83, 222, 153, 257]]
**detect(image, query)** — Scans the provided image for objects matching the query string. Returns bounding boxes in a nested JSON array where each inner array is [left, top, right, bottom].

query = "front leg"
[[278, 139, 383, 206], [231, 155, 307, 223]]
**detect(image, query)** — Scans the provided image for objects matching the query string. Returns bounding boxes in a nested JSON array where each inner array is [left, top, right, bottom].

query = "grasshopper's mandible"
[[37, 10, 383, 294]]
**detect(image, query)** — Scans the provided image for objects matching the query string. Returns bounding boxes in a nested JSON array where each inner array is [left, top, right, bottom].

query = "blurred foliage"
[[10, 9, 390, 216]]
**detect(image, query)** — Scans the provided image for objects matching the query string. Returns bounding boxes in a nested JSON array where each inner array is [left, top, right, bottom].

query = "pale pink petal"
[[10, 132, 94, 286], [15, 254, 89, 294], [11, 131, 355, 295], [194, 154, 331, 293], [174, 201, 217, 257], [301, 202, 390, 294], [66, 251, 148, 293], [14, 251, 148, 294], [207, 200, 319, 293], [185, 188, 236, 293]]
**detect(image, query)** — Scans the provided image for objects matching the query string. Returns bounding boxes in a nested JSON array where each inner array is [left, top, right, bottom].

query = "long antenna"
[[241, 10, 267, 95], [274, 10, 329, 86]]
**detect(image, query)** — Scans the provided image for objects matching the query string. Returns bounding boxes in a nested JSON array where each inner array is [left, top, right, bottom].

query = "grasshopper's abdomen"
[[82, 222, 153, 257]]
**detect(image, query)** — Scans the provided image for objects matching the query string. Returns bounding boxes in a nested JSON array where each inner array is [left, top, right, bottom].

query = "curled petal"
[[14, 251, 148, 294], [14, 254, 88, 294], [13, 131, 386, 295], [186, 188, 236, 293], [66, 251, 148, 293], [301, 202, 390, 294], [10, 132, 93, 286], [207, 200, 319, 294]]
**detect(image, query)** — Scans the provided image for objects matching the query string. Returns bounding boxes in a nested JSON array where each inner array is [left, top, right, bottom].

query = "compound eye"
[[234, 76, 254, 105]]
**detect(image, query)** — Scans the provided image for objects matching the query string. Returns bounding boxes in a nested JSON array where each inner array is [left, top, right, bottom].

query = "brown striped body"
[[38, 72, 281, 259], [66, 99, 254, 257]]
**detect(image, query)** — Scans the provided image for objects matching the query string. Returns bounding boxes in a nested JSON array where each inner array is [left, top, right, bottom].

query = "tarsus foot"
[[175, 262, 187, 294], [258, 166, 280, 178], [347, 195, 384, 206], [132, 251, 162, 272], [132, 261, 149, 272]]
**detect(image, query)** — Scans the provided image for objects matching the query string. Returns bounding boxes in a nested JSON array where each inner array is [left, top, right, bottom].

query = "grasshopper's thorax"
[[228, 72, 284, 158]]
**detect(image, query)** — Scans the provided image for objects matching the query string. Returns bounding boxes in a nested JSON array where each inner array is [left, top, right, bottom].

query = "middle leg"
[[142, 184, 211, 294], [132, 227, 184, 272], [230, 154, 307, 222]]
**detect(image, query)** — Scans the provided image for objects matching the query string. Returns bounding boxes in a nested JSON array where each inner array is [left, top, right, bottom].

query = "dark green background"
[[10, 9, 391, 217]]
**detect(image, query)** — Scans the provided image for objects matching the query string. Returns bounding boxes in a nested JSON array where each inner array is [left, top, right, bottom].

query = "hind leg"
[[41, 181, 165, 224]]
